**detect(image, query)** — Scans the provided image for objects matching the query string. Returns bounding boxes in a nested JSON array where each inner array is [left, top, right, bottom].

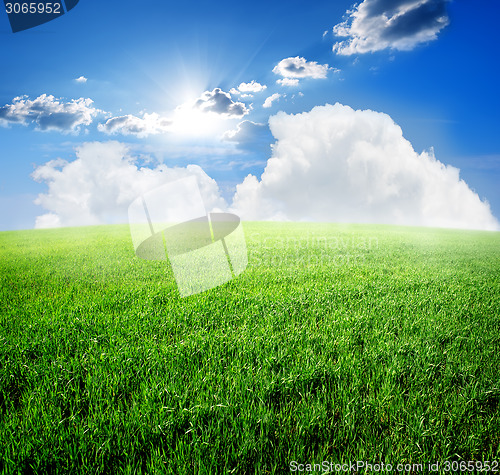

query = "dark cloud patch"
[[382, 0, 448, 40], [284, 63, 306, 75], [364, 0, 419, 17], [195, 88, 249, 118], [223, 121, 273, 150], [37, 112, 86, 131]]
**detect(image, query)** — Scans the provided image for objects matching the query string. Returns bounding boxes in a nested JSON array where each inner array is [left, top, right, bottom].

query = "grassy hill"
[[0, 223, 499, 473]]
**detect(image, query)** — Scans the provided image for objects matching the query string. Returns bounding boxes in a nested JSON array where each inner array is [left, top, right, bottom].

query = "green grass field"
[[0, 223, 499, 474]]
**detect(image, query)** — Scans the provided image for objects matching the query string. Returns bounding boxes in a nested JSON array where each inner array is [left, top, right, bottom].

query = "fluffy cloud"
[[277, 78, 299, 87], [333, 0, 450, 55], [75, 76, 88, 83], [32, 141, 227, 229], [98, 113, 171, 137], [263, 93, 282, 109], [273, 57, 330, 79], [230, 81, 267, 97], [0, 94, 99, 132], [237, 81, 267, 93], [194, 88, 249, 118], [231, 104, 499, 231]]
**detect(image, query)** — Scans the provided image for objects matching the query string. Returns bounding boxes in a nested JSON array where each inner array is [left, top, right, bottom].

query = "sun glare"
[[169, 102, 229, 139]]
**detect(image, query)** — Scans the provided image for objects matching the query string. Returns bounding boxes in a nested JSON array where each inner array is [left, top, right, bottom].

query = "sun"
[[169, 101, 229, 139]]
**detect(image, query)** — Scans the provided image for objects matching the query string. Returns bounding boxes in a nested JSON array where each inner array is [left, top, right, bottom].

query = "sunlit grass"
[[0, 223, 499, 474]]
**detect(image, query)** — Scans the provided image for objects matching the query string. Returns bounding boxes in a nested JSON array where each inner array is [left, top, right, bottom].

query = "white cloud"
[[237, 81, 267, 93], [99, 88, 250, 140], [231, 103, 499, 231], [333, 0, 450, 55], [230, 81, 267, 95], [263, 93, 282, 109], [75, 76, 88, 83], [98, 113, 171, 137], [277, 78, 299, 87], [273, 57, 330, 79], [194, 88, 249, 118], [0, 94, 99, 133], [32, 141, 227, 228]]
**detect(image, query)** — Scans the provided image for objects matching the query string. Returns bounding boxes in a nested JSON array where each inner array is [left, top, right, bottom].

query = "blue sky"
[[0, 0, 499, 230]]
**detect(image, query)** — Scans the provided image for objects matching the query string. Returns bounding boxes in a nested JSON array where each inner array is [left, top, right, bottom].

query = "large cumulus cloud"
[[32, 142, 227, 229], [231, 104, 499, 231]]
